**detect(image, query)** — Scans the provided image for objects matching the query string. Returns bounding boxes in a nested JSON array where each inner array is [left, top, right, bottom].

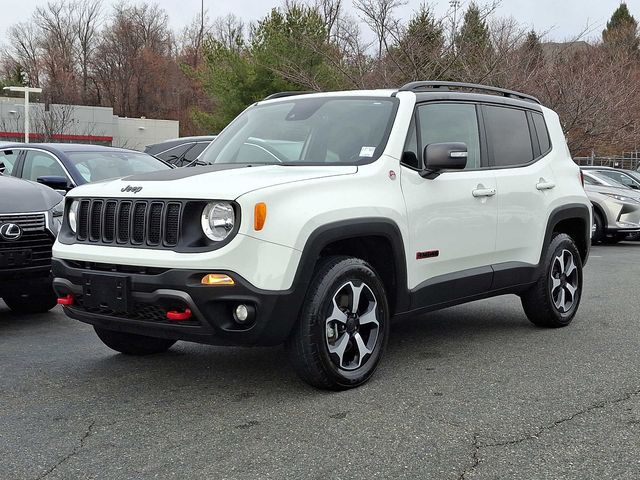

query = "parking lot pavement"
[[1, 244, 640, 480]]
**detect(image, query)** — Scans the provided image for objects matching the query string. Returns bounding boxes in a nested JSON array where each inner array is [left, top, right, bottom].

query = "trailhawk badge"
[[0, 223, 23, 241], [121, 185, 143, 194]]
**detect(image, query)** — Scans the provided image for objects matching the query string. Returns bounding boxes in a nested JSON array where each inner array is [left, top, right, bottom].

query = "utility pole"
[[3, 86, 43, 143], [450, 0, 461, 52]]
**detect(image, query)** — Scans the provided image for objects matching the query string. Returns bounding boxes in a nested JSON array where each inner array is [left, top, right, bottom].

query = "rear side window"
[[417, 103, 481, 169], [532, 113, 551, 153], [0, 149, 20, 176], [484, 106, 534, 167]]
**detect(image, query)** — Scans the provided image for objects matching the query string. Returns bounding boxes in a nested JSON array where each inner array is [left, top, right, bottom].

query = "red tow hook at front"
[[57, 294, 74, 305], [166, 308, 192, 321]]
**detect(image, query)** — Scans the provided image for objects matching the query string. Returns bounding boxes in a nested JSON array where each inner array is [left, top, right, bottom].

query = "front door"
[[400, 102, 497, 306]]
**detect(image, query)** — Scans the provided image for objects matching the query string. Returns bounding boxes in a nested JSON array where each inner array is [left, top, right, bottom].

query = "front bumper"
[[52, 259, 304, 346]]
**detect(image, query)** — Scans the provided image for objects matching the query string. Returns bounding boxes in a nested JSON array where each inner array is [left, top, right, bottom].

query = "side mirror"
[[420, 142, 468, 179], [37, 175, 71, 192]]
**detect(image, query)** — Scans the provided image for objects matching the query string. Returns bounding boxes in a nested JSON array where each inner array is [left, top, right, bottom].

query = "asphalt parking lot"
[[1, 243, 639, 480]]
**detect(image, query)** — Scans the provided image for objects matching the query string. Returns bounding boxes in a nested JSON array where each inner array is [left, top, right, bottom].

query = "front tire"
[[592, 211, 604, 244], [94, 327, 176, 355], [286, 256, 390, 390], [2, 290, 57, 314], [521, 233, 583, 328]]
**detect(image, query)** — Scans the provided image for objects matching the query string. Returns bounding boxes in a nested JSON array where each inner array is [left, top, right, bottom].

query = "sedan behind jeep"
[[0, 175, 63, 313], [52, 82, 592, 390]]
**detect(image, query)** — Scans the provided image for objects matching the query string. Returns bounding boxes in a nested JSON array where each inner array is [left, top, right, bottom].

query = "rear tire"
[[94, 327, 176, 355], [286, 256, 390, 390], [521, 233, 583, 328], [2, 290, 57, 314]]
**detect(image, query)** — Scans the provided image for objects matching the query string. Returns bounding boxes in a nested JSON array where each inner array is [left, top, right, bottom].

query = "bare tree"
[[74, 0, 102, 103]]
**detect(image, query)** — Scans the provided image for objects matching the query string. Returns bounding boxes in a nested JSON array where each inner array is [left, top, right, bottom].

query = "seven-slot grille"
[[76, 199, 182, 247], [0, 213, 53, 269]]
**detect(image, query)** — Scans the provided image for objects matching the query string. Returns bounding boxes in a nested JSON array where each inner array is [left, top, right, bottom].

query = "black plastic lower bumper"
[[51, 259, 304, 346], [0, 266, 53, 297]]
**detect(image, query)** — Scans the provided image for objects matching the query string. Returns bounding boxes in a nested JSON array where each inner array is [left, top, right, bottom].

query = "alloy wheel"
[[549, 249, 579, 313], [325, 281, 380, 371]]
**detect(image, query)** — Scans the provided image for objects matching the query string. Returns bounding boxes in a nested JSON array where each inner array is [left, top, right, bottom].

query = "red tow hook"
[[57, 294, 75, 306], [166, 308, 192, 321]]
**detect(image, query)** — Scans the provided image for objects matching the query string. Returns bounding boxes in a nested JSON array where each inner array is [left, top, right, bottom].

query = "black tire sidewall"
[[308, 259, 389, 388], [592, 211, 604, 244]]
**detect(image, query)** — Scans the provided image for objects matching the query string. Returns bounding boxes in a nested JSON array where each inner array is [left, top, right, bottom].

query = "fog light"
[[201, 274, 235, 286], [234, 304, 249, 323], [233, 304, 255, 324]]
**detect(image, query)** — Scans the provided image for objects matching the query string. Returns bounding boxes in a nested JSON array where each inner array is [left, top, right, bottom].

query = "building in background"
[[0, 97, 178, 151]]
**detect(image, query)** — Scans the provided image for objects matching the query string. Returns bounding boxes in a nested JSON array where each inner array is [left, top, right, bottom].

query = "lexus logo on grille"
[[121, 185, 143, 194], [0, 223, 23, 241]]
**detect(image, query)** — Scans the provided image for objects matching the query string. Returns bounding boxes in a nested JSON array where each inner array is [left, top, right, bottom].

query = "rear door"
[[400, 102, 497, 302], [489, 106, 559, 280]]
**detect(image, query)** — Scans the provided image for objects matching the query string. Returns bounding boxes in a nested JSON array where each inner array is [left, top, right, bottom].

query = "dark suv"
[[0, 175, 63, 313]]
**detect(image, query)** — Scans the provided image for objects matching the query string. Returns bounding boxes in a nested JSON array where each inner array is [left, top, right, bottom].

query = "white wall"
[[112, 117, 180, 151]]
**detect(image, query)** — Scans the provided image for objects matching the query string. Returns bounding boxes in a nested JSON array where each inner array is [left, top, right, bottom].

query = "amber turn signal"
[[254, 202, 267, 231], [201, 274, 235, 286]]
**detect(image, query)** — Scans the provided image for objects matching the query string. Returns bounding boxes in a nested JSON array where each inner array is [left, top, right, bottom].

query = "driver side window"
[[417, 103, 481, 170]]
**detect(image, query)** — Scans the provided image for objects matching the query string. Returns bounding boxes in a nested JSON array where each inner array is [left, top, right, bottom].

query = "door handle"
[[472, 188, 496, 198], [536, 180, 556, 191]]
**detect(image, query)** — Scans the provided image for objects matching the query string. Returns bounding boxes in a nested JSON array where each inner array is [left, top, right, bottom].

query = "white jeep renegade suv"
[[52, 82, 592, 390]]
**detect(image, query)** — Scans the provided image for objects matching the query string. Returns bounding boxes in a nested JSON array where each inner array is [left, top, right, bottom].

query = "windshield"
[[66, 151, 171, 183], [587, 171, 627, 188], [199, 97, 398, 165]]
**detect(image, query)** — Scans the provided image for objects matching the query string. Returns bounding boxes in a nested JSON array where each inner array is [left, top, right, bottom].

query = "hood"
[[0, 175, 63, 214], [584, 184, 640, 200], [66, 164, 358, 199]]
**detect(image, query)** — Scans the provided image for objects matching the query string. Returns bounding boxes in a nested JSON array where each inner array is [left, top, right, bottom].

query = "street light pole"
[[2, 86, 43, 143]]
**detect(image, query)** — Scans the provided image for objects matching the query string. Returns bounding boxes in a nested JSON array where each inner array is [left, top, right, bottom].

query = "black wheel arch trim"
[[541, 203, 591, 266], [292, 217, 410, 315]]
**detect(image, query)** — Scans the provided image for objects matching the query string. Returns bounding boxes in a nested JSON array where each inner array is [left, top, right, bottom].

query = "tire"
[[591, 210, 604, 244], [521, 233, 583, 328], [286, 256, 390, 390], [94, 327, 176, 355], [2, 290, 57, 314]]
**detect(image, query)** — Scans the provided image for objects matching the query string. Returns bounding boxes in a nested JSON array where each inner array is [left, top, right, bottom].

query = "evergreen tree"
[[456, 2, 491, 56], [602, 2, 638, 52], [521, 30, 544, 71]]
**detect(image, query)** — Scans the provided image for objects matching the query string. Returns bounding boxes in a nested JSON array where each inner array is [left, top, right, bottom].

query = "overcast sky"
[[0, 0, 636, 45]]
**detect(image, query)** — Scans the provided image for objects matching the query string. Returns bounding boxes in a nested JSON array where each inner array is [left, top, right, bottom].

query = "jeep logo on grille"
[[0, 223, 23, 241], [121, 185, 143, 194]]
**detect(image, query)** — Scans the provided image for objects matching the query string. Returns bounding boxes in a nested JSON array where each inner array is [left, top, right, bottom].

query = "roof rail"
[[398, 81, 541, 104], [263, 91, 316, 100]]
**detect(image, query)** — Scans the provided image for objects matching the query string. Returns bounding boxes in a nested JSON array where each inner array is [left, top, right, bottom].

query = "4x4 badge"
[[121, 185, 143, 194], [0, 223, 23, 241]]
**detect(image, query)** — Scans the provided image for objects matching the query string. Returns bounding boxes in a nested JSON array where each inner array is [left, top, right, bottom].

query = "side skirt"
[[394, 261, 539, 319]]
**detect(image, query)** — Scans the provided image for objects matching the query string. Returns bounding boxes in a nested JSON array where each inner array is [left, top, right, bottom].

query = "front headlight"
[[601, 192, 640, 204], [201, 202, 235, 241], [68, 199, 79, 233]]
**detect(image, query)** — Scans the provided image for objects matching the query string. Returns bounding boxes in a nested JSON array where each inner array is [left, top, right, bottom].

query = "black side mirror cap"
[[37, 175, 71, 191], [420, 142, 468, 179]]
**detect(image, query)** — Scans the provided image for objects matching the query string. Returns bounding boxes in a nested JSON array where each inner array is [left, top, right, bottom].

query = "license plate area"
[[82, 273, 131, 313], [0, 249, 32, 268]]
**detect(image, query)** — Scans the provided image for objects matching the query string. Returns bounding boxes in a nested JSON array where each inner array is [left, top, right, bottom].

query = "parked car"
[[1, 175, 63, 313], [0, 144, 172, 192], [52, 82, 591, 389], [582, 166, 640, 191], [144, 136, 216, 167], [581, 170, 640, 243]]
